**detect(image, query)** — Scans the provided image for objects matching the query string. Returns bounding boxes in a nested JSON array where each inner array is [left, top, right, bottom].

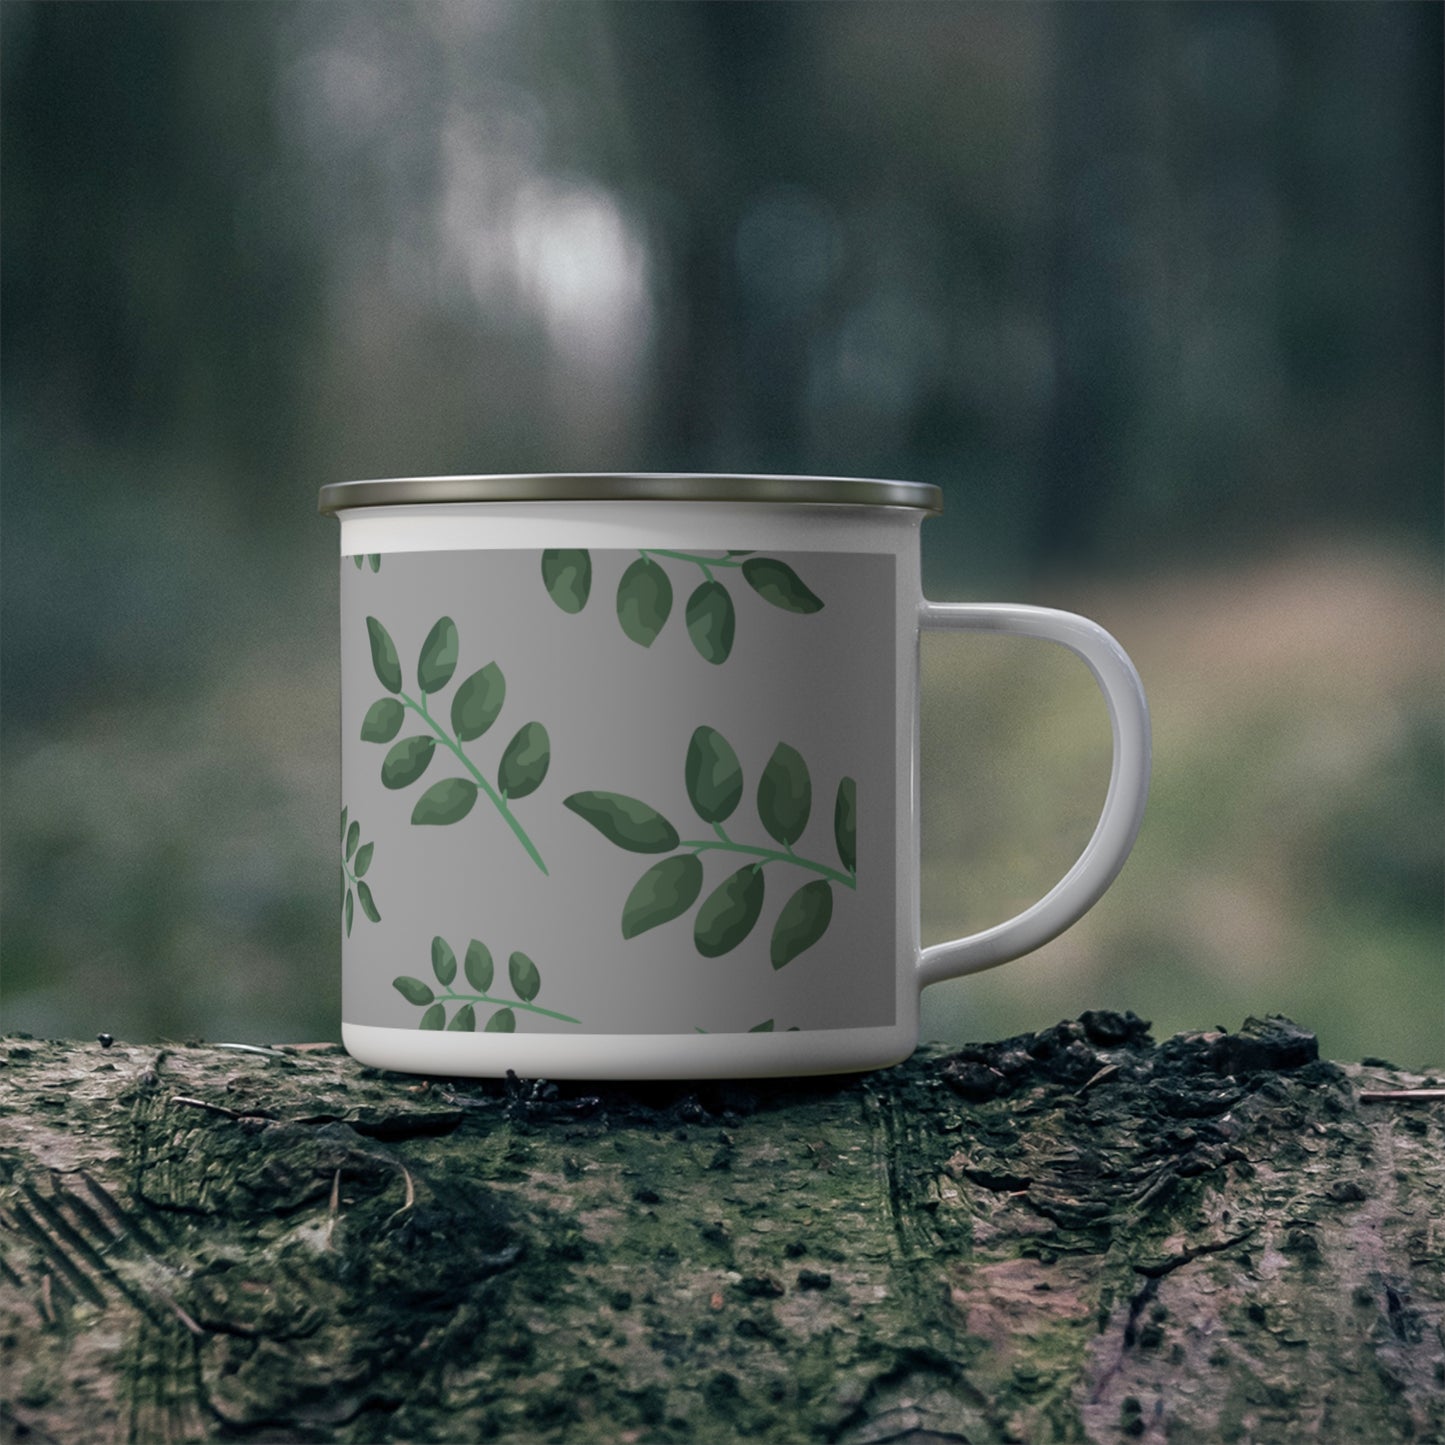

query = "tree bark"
[[1, 1014, 1440, 1444]]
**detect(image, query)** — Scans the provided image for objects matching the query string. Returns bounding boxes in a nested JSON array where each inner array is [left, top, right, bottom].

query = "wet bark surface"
[[1, 1014, 1441, 1444]]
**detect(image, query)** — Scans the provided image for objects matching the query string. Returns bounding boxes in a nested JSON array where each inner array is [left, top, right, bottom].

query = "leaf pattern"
[[496, 721, 551, 800], [416, 616, 459, 694], [770, 880, 834, 969], [355, 881, 380, 923], [360, 697, 405, 743], [685, 726, 743, 824], [543, 548, 824, 664], [564, 792, 680, 853], [393, 976, 435, 1006], [616, 556, 673, 646], [567, 726, 855, 964], [358, 615, 550, 873], [450, 663, 506, 741], [366, 617, 403, 694], [431, 935, 457, 986], [541, 549, 592, 613], [694, 865, 766, 958], [352, 553, 854, 1032], [508, 951, 541, 1003], [757, 743, 812, 847], [684, 581, 735, 665], [340, 807, 381, 935], [621, 855, 705, 939], [741, 556, 824, 613], [410, 777, 478, 825], [391, 937, 580, 1032], [834, 777, 857, 875], [381, 736, 436, 790], [464, 939, 494, 992]]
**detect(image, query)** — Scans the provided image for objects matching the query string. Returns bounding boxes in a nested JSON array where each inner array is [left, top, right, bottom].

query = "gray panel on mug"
[[339, 548, 896, 1035]]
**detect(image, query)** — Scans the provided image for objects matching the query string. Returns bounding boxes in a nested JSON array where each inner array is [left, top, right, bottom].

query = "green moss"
[[2, 1030, 1441, 1443]]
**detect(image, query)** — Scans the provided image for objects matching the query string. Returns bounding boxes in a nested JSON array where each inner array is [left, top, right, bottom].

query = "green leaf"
[[381, 735, 436, 790], [616, 556, 673, 646], [340, 806, 348, 843], [485, 1007, 517, 1033], [368, 553, 380, 572], [353, 555, 363, 570], [685, 726, 744, 824], [366, 617, 403, 693], [685, 580, 735, 664], [564, 792, 679, 853], [621, 854, 704, 939], [508, 950, 541, 1003], [741, 556, 824, 614], [420, 1003, 446, 1029], [749, 1019, 775, 1032], [770, 879, 834, 969], [361, 697, 405, 743], [694, 864, 765, 958], [757, 742, 811, 846], [542, 549, 592, 613], [497, 721, 550, 800], [431, 935, 457, 986], [345, 819, 360, 860], [834, 776, 857, 874], [416, 616, 459, 694], [448, 1004, 476, 1031], [464, 939, 494, 993], [393, 976, 435, 1006], [450, 662, 506, 741], [356, 880, 381, 923], [344, 889, 354, 936], [353, 841, 374, 878], [411, 777, 479, 825]]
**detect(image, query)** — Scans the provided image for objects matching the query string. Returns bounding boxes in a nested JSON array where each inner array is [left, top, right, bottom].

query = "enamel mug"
[[319, 474, 1151, 1079]]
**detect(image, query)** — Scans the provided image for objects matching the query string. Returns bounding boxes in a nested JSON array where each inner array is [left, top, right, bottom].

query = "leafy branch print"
[[541, 548, 823, 665], [339, 806, 381, 937], [349, 554, 381, 572], [392, 936, 581, 1032], [361, 615, 551, 874], [565, 726, 856, 967]]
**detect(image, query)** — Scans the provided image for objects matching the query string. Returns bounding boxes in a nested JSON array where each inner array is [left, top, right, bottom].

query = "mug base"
[[341, 1021, 917, 1081]]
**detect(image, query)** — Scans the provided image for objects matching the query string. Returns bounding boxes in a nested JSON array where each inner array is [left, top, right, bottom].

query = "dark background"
[[3, 1, 1441, 1063]]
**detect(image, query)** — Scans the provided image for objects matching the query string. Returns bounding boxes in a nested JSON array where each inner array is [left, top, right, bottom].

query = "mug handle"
[[916, 601, 1152, 986]]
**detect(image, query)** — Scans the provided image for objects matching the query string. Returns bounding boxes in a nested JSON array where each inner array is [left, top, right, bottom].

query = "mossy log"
[[1, 1015, 1441, 1444]]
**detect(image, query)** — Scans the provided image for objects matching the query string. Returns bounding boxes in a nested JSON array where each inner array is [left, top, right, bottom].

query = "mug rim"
[[317, 472, 943, 516]]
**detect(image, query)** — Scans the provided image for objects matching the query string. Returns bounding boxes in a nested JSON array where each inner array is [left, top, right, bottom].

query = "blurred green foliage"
[[2, 2, 1440, 1061]]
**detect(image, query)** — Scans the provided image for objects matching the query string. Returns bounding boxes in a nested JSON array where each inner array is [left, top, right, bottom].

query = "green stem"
[[399, 693, 549, 875], [681, 837, 857, 890], [433, 992, 581, 1025], [640, 549, 747, 573]]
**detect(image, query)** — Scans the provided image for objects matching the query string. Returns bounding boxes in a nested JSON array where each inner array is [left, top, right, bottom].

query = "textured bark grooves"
[[0, 1015, 1441, 1444]]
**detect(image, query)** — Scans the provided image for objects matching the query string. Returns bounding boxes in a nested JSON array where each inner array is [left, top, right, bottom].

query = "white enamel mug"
[[319, 474, 1150, 1079]]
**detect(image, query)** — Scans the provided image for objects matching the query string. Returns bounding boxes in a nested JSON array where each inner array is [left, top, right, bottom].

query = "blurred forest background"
[[2, 1, 1440, 1065]]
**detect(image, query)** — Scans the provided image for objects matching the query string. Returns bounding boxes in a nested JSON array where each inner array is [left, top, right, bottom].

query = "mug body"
[[327, 478, 936, 1079]]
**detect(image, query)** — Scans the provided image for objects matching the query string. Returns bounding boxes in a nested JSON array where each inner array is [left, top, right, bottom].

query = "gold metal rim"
[[317, 472, 943, 516]]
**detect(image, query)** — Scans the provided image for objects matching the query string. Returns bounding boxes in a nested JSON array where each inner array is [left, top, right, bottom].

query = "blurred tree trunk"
[[2, 1016, 1441, 1444]]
